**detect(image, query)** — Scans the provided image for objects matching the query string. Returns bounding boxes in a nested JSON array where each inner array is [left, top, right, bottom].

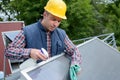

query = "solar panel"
[[77, 38, 120, 80], [20, 38, 120, 80], [21, 53, 70, 80], [4, 30, 20, 41]]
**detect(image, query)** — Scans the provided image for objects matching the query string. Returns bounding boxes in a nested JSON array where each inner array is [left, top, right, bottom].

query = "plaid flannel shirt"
[[5, 30, 81, 66]]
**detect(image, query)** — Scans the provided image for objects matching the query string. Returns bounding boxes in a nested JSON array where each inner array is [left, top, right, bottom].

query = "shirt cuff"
[[23, 49, 31, 58]]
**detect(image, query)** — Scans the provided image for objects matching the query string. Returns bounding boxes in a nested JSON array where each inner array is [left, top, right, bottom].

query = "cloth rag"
[[70, 65, 81, 80]]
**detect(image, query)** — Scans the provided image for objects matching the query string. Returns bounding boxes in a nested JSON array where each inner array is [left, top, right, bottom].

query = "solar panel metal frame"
[[20, 53, 70, 80]]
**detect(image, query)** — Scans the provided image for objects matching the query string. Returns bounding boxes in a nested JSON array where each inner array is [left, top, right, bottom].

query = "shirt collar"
[[38, 19, 56, 34]]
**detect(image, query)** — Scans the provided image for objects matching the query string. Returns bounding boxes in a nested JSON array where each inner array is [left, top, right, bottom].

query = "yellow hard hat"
[[44, 0, 67, 19]]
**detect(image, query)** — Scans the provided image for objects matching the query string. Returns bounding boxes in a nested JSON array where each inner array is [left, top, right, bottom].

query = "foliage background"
[[0, 0, 120, 46]]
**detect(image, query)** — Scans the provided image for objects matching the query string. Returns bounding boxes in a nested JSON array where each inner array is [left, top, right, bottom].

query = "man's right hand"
[[30, 49, 48, 61]]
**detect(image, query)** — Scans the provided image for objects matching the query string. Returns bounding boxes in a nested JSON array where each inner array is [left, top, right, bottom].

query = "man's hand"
[[30, 49, 48, 60]]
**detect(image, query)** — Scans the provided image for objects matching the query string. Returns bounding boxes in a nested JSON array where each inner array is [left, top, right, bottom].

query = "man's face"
[[43, 11, 62, 32]]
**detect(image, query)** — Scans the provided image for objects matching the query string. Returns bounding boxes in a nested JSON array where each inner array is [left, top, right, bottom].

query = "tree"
[[98, 0, 120, 45], [61, 0, 101, 39], [0, 0, 48, 24], [0, 0, 13, 21], [1, 0, 119, 46], [7, 0, 48, 25]]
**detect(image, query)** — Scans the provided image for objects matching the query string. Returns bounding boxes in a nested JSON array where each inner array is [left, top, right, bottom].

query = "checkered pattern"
[[47, 32, 51, 57], [5, 30, 81, 66]]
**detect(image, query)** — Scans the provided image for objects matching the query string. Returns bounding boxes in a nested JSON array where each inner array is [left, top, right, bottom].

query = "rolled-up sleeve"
[[64, 35, 82, 66]]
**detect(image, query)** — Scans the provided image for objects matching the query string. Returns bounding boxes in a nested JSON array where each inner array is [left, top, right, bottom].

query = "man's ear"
[[43, 11, 47, 17]]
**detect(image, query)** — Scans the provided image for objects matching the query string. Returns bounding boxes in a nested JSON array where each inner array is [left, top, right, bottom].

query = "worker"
[[5, 0, 82, 79]]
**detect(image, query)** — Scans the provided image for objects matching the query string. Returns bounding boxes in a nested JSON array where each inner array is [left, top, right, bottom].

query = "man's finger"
[[37, 51, 48, 60]]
